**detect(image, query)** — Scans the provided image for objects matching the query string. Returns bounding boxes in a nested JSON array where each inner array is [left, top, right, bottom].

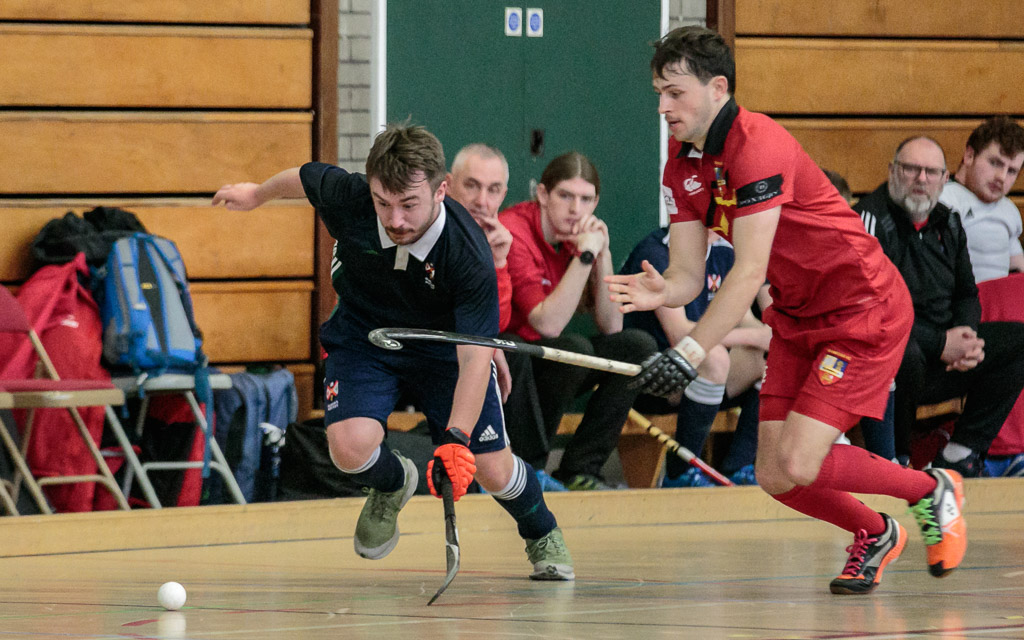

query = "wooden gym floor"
[[0, 479, 1022, 639]]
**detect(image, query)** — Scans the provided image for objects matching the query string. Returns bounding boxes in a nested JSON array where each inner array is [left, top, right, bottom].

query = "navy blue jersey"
[[301, 162, 499, 360], [620, 227, 735, 351]]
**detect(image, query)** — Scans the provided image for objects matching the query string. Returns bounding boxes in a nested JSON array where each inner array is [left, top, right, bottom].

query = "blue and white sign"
[[526, 8, 543, 37], [505, 7, 523, 36]]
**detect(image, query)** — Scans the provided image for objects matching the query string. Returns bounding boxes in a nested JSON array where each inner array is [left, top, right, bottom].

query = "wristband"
[[675, 336, 706, 368], [577, 250, 595, 265]]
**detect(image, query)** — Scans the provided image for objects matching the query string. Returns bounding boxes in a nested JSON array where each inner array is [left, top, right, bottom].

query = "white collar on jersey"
[[377, 202, 447, 271]]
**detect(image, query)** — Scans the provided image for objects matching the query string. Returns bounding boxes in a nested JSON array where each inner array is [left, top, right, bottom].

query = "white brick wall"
[[337, 2, 372, 171], [337, 2, 706, 166], [672, 0, 707, 29]]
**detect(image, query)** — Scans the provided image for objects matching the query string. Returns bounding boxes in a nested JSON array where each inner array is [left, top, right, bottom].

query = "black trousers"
[[502, 329, 658, 479], [894, 321, 1024, 457]]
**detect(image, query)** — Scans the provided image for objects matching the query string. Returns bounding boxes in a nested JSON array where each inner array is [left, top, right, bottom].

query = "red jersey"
[[664, 99, 900, 321], [500, 200, 575, 341], [496, 264, 512, 331]]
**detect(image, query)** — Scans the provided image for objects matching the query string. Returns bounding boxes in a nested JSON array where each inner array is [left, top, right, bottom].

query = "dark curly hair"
[[650, 26, 735, 93]]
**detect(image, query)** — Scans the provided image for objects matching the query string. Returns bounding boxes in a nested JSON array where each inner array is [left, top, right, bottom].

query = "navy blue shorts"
[[321, 335, 509, 454]]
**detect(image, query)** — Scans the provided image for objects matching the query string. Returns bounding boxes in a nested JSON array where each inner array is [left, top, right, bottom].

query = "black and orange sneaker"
[[829, 513, 907, 595], [908, 468, 967, 577]]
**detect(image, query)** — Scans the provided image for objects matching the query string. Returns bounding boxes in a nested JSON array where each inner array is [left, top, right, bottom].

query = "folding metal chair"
[[110, 373, 246, 507], [0, 286, 134, 514]]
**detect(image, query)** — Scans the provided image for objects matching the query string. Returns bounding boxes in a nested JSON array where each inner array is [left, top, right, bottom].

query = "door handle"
[[530, 128, 544, 157]]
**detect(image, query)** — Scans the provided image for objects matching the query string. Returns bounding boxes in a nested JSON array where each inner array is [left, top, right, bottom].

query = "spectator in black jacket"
[[854, 136, 1024, 476]]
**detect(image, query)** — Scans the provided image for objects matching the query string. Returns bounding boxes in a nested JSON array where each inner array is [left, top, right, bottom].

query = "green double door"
[[387, 0, 663, 264]]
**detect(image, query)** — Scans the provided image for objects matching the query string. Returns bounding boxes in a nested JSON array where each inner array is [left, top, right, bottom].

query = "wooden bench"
[[371, 397, 965, 490], [376, 408, 738, 489]]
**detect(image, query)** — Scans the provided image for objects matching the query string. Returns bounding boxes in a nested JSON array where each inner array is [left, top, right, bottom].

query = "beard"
[[900, 193, 937, 216], [385, 200, 440, 245], [889, 181, 937, 218]]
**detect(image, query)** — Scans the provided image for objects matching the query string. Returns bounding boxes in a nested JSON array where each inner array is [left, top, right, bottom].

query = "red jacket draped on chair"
[[0, 254, 110, 511]]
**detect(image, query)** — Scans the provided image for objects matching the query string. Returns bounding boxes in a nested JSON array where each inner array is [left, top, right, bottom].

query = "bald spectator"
[[446, 144, 515, 401]]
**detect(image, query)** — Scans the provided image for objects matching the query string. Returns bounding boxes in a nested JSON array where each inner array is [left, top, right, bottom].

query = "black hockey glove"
[[629, 348, 698, 397]]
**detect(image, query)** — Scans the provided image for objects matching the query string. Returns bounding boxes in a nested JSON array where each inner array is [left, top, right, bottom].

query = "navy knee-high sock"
[[721, 387, 759, 475], [665, 377, 724, 478], [334, 442, 406, 493], [860, 389, 897, 462], [491, 456, 557, 540]]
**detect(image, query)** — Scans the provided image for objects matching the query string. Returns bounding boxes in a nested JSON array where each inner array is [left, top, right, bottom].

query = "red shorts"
[[759, 281, 913, 431]]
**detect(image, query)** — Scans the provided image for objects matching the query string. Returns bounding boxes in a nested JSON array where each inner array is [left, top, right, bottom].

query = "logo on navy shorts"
[[817, 350, 850, 386], [479, 425, 499, 442], [326, 380, 339, 401]]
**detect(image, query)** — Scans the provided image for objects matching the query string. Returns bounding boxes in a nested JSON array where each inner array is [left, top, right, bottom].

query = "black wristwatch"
[[578, 250, 595, 265]]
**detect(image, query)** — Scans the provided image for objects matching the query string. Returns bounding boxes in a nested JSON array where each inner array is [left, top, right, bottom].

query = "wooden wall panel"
[[1, 25, 312, 108], [736, 39, 1024, 115], [735, 0, 1024, 38], [291, 363, 317, 422], [777, 119, 981, 193], [0, 208, 61, 282], [0, 1, 310, 24], [0, 3, 336, 415], [0, 112, 312, 194], [191, 282, 313, 363], [0, 200, 314, 282], [135, 204, 314, 279]]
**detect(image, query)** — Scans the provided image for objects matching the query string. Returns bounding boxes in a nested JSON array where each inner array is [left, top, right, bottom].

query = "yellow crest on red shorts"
[[817, 350, 850, 386]]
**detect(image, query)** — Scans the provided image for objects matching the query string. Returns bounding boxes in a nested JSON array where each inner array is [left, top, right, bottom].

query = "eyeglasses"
[[893, 160, 946, 181]]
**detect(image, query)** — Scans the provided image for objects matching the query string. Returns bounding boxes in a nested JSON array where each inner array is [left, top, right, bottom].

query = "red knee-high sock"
[[772, 484, 885, 534], [815, 444, 936, 503]]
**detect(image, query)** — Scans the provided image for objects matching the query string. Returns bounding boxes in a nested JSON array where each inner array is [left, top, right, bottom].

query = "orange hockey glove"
[[427, 428, 476, 501]]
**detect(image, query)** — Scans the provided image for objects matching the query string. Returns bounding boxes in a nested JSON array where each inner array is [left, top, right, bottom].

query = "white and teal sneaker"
[[353, 453, 418, 560], [525, 527, 575, 580]]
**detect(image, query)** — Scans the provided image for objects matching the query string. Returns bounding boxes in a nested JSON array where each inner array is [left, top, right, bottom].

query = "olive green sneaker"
[[525, 527, 575, 580], [353, 453, 418, 560]]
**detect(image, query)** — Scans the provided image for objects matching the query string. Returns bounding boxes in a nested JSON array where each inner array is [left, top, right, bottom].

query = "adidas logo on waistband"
[[479, 425, 499, 442]]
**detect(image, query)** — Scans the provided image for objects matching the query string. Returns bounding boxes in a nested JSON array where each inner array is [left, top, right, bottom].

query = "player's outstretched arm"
[[606, 219, 706, 313], [212, 167, 306, 210], [605, 259, 668, 313]]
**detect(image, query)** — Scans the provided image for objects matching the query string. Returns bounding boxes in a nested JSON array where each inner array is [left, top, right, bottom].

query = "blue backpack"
[[99, 233, 217, 476], [99, 233, 203, 373]]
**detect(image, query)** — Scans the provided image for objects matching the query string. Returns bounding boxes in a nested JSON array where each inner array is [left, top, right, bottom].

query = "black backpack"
[[32, 206, 146, 268]]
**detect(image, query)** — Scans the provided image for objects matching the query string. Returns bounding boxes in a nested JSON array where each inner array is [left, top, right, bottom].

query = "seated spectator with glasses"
[[854, 136, 1024, 476]]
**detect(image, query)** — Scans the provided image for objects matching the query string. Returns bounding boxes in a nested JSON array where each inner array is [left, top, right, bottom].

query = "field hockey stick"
[[427, 475, 460, 605], [369, 328, 733, 486], [427, 427, 469, 606], [370, 327, 639, 374], [626, 409, 732, 486]]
